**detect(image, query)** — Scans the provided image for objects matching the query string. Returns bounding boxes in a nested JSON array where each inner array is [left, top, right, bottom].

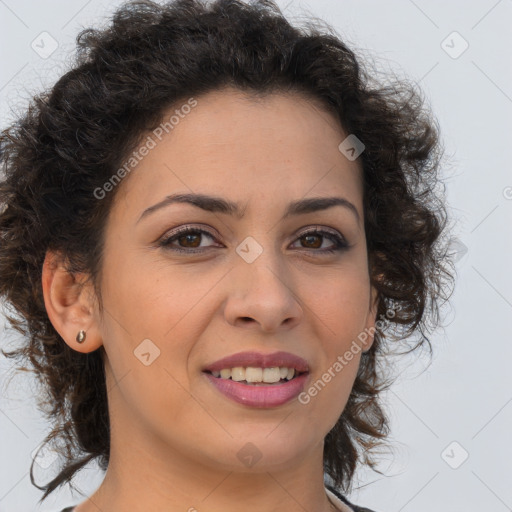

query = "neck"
[[75, 414, 335, 512]]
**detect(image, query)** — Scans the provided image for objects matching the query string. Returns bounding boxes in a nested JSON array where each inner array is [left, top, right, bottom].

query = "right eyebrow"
[[137, 192, 360, 224]]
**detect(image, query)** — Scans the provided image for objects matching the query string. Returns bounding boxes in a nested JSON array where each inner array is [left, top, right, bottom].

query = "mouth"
[[202, 367, 309, 386], [201, 351, 310, 407], [202, 369, 310, 408]]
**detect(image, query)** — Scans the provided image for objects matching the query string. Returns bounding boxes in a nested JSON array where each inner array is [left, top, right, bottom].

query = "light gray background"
[[1, 1, 511, 511]]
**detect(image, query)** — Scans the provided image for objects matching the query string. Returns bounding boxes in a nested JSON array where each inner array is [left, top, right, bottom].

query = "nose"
[[223, 248, 303, 333]]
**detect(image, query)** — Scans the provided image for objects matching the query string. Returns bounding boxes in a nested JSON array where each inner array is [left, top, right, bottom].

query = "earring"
[[76, 330, 86, 344]]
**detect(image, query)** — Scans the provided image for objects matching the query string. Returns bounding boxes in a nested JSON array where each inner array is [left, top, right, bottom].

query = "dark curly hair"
[[0, 0, 454, 503]]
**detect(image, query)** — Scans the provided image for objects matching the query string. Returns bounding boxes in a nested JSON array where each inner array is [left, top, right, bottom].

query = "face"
[[93, 88, 377, 474]]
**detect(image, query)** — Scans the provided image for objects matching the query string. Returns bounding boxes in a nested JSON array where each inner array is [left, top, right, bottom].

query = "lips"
[[204, 371, 309, 408], [202, 350, 310, 373]]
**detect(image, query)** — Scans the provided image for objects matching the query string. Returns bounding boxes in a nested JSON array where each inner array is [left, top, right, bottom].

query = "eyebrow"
[[136, 192, 360, 224]]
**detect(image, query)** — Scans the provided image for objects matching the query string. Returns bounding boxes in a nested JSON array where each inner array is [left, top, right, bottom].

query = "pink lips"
[[202, 351, 310, 408], [202, 351, 310, 373], [204, 372, 309, 408]]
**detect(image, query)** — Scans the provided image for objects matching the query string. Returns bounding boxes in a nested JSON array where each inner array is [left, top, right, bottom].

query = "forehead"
[[111, 87, 364, 220]]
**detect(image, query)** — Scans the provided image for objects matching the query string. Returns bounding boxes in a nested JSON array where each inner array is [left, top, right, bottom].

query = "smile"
[[203, 369, 309, 408]]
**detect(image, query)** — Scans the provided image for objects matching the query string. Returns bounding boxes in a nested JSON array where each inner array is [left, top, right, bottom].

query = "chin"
[[202, 432, 312, 472]]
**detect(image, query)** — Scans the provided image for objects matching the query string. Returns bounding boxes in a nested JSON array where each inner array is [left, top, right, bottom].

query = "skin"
[[42, 87, 378, 512]]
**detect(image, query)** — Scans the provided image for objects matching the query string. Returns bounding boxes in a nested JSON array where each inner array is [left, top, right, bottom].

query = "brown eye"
[[176, 232, 201, 248], [291, 228, 349, 254], [301, 233, 323, 249], [158, 225, 349, 256], [159, 227, 219, 253]]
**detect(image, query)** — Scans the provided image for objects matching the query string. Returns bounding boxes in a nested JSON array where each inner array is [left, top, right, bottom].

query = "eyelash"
[[158, 225, 349, 255]]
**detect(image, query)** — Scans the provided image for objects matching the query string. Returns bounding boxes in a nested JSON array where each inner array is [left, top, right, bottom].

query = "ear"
[[362, 285, 379, 353], [42, 250, 103, 353]]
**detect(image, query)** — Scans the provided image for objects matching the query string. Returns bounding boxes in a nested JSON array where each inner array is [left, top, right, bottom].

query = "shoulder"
[[325, 484, 380, 512]]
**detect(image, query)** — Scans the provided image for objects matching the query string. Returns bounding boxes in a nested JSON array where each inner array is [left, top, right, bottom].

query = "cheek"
[[99, 267, 198, 431], [99, 254, 220, 397], [303, 270, 370, 335], [299, 355, 360, 439], [297, 272, 368, 418], [102, 248, 213, 339]]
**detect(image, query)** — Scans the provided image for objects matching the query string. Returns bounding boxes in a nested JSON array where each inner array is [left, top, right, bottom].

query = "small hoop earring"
[[76, 330, 86, 344]]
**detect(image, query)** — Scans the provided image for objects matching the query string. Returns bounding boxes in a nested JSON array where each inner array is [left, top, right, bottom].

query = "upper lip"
[[203, 351, 310, 373]]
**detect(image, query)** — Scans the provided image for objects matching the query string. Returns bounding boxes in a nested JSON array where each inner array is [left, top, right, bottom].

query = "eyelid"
[[296, 224, 346, 240], [158, 223, 349, 253], [159, 223, 344, 239]]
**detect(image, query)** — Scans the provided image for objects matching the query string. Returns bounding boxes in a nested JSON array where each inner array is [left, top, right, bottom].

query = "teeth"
[[245, 367, 263, 382], [210, 366, 298, 383], [262, 367, 281, 383], [231, 367, 245, 382]]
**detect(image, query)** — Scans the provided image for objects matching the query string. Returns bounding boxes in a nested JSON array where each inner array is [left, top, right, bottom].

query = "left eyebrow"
[[136, 192, 360, 224]]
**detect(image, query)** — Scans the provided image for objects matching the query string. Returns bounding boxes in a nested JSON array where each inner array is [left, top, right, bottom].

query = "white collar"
[[325, 486, 355, 512]]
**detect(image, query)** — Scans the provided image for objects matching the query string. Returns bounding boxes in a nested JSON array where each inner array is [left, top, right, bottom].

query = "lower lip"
[[203, 372, 309, 408]]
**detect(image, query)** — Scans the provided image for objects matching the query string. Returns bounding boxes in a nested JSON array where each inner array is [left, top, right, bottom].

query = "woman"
[[0, 0, 453, 511]]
